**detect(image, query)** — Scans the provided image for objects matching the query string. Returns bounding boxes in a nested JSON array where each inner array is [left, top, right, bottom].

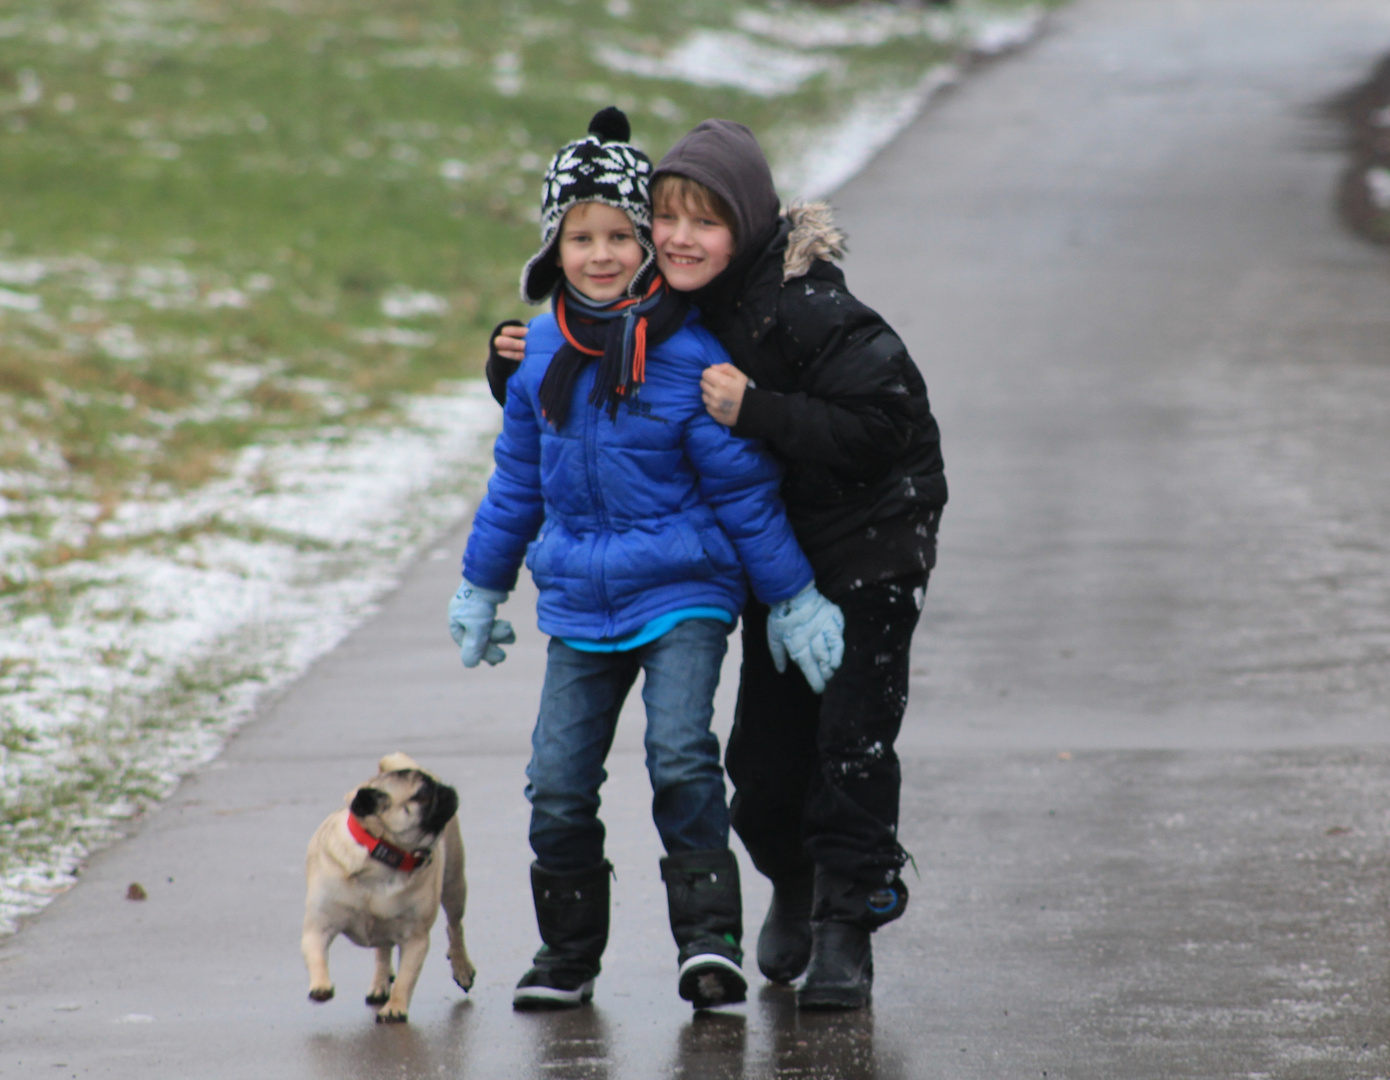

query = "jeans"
[[527, 618, 731, 872], [726, 574, 929, 886]]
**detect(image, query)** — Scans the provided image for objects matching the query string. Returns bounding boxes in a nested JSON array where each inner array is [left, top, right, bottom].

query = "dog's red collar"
[[347, 814, 430, 873]]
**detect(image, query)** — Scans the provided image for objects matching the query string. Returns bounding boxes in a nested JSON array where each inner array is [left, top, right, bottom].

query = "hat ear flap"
[[521, 234, 564, 304]]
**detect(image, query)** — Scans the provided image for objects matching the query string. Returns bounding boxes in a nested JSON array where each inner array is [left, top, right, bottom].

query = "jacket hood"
[[654, 119, 782, 256]]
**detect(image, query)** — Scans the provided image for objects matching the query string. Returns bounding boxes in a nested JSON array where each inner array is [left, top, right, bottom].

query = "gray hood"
[[653, 119, 781, 253]]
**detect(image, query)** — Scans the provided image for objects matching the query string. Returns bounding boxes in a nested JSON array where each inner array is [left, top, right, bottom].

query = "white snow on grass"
[[970, 5, 1046, 54], [737, 0, 1044, 55], [734, 2, 957, 48], [0, 287, 41, 312], [0, 260, 48, 287], [381, 287, 449, 319], [0, 383, 499, 934], [594, 30, 839, 97], [775, 65, 961, 200]]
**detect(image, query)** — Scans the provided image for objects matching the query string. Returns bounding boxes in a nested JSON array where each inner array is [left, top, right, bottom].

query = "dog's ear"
[[378, 751, 419, 774], [350, 786, 385, 819], [418, 779, 459, 837]]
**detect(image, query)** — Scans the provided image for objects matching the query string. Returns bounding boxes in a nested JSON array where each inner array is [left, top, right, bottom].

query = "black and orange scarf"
[[537, 277, 689, 429]]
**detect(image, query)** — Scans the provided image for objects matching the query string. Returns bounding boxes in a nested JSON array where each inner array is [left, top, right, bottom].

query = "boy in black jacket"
[[490, 119, 945, 1011]]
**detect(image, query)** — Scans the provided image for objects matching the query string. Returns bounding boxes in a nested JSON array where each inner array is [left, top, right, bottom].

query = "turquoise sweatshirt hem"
[[561, 606, 734, 653]]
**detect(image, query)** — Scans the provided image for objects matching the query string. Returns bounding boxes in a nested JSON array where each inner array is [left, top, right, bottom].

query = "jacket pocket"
[[527, 523, 599, 609], [697, 525, 740, 576]]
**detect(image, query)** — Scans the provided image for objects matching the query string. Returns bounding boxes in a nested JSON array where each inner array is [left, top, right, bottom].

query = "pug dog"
[[302, 752, 476, 1023]]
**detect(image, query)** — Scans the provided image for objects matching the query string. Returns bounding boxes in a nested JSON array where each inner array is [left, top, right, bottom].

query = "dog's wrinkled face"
[[349, 770, 459, 846]]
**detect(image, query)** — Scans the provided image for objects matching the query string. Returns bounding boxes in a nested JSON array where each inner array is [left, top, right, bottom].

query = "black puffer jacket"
[[708, 204, 946, 598]]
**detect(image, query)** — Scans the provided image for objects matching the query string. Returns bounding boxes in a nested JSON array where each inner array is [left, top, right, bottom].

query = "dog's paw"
[[375, 1009, 408, 1024], [365, 990, 390, 1006], [448, 949, 477, 992], [455, 961, 483, 995], [308, 986, 335, 1003]]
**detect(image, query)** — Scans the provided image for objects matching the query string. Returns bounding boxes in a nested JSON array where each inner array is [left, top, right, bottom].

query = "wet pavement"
[[6, 0, 1390, 1076]]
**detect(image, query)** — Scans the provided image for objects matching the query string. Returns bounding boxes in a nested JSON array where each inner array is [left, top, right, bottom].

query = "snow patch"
[[381, 287, 448, 319], [594, 31, 837, 97], [970, 7, 1045, 55], [0, 287, 41, 312], [775, 66, 959, 200], [735, 4, 955, 49]]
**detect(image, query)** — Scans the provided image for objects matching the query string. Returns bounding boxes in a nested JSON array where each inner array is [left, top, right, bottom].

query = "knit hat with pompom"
[[520, 107, 655, 304]]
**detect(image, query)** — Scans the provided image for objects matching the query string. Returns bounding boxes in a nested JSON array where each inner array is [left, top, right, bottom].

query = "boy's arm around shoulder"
[[732, 272, 927, 474], [485, 319, 526, 405], [682, 390, 814, 607], [462, 373, 546, 592]]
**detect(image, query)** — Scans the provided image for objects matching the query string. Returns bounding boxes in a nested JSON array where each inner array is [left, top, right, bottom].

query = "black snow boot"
[[756, 869, 814, 984], [797, 867, 909, 1012], [660, 849, 748, 1010], [797, 921, 874, 1011], [513, 861, 611, 1011]]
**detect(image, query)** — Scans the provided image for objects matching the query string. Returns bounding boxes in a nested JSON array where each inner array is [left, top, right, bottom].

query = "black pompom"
[[588, 106, 630, 144]]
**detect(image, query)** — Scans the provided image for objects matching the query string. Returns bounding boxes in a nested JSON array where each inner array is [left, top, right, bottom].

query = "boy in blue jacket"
[[449, 109, 844, 1013]]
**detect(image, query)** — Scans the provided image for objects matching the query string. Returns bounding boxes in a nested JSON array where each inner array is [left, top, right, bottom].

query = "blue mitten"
[[765, 584, 845, 693], [447, 579, 516, 668]]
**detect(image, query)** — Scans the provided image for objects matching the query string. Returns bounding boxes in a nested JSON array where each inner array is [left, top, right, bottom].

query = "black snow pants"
[[725, 573, 929, 888]]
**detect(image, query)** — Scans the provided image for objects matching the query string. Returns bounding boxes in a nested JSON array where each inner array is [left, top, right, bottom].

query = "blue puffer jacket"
[[464, 308, 813, 640]]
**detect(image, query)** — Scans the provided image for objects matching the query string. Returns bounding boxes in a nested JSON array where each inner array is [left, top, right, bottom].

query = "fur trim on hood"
[[782, 201, 847, 282]]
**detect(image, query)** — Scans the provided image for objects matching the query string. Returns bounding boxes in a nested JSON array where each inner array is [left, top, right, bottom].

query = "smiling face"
[[652, 181, 738, 293], [555, 201, 645, 302]]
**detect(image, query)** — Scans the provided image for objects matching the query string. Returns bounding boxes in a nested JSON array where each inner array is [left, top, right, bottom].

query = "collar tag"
[[370, 841, 406, 870]]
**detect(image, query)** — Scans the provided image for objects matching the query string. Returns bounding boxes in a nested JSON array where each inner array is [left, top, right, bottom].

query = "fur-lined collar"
[[781, 201, 847, 282]]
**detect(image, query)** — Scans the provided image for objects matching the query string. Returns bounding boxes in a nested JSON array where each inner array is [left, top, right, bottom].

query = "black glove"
[[486, 319, 525, 406]]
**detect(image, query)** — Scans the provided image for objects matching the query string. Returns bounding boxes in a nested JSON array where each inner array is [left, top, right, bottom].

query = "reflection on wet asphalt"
[[672, 1008, 747, 1079], [521, 1007, 614, 1079], [750, 990, 888, 1080], [295, 987, 902, 1079], [296, 989, 900, 1073]]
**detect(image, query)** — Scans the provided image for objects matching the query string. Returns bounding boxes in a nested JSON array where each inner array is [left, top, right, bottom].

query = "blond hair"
[[652, 174, 738, 247]]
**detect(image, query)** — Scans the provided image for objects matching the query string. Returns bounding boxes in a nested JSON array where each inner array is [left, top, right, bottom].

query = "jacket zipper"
[[581, 381, 615, 634]]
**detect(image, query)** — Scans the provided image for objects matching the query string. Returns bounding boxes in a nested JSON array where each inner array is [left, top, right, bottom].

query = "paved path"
[[5, 2, 1390, 1077]]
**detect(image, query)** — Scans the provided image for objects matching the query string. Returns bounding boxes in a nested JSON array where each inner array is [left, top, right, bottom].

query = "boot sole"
[[678, 954, 747, 1009], [512, 979, 595, 1011], [797, 985, 871, 1011]]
